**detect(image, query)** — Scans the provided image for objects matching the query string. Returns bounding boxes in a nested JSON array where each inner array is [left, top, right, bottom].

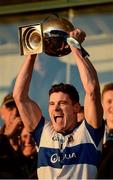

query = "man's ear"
[[74, 102, 81, 113]]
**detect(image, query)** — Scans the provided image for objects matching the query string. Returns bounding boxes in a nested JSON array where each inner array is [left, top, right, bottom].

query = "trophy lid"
[[43, 16, 74, 57]]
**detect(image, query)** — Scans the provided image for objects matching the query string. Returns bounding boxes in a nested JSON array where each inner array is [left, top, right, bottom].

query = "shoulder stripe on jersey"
[[32, 116, 45, 146], [85, 120, 104, 146]]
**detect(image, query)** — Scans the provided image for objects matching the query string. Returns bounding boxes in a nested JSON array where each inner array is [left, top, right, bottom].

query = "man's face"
[[1, 105, 22, 136], [1, 105, 14, 125], [102, 90, 113, 129], [21, 127, 36, 157], [48, 92, 79, 133]]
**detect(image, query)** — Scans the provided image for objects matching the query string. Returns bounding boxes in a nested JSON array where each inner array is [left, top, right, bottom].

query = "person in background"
[[97, 82, 113, 179], [0, 93, 38, 179], [13, 27, 104, 179], [101, 82, 113, 144], [0, 93, 23, 150], [20, 127, 38, 179], [0, 93, 25, 178]]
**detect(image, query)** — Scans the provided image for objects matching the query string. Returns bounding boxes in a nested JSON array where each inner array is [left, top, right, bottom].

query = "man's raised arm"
[[13, 54, 42, 132], [69, 29, 103, 128]]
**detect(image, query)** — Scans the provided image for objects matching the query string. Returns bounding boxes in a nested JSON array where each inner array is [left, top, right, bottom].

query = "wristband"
[[67, 37, 81, 49], [67, 37, 89, 58]]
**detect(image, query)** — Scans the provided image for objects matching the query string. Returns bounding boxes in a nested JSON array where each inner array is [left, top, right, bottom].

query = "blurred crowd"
[[0, 93, 38, 179]]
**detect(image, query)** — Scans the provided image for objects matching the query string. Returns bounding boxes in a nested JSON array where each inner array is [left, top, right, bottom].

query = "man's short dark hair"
[[49, 83, 79, 104], [102, 82, 113, 98]]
